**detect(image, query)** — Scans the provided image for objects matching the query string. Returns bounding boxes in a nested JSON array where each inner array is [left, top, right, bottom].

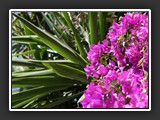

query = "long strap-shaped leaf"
[[28, 59, 83, 69], [12, 69, 55, 78], [43, 62, 89, 83], [12, 35, 38, 42], [12, 93, 46, 108], [12, 76, 83, 87], [88, 12, 99, 44], [13, 59, 88, 83], [12, 86, 68, 102], [12, 13, 87, 67], [12, 86, 69, 108], [98, 12, 107, 41], [12, 35, 46, 46], [12, 58, 45, 68], [39, 91, 83, 108], [12, 49, 36, 57], [62, 12, 87, 58], [12, 58, 84, 70]]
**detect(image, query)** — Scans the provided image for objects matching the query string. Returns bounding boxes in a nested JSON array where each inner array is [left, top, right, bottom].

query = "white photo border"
[[9, 9, 151, 111]]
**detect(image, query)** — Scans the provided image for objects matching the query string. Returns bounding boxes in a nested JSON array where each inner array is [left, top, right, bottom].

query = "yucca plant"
[[11, 11, 124, 109]]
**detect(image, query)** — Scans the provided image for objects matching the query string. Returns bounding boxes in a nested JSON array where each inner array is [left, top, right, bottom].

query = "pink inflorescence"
[[81, 12, 149, 108]]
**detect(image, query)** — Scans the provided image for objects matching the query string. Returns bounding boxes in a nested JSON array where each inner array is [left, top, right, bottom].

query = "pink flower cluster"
[[81, 12, 149, 108]]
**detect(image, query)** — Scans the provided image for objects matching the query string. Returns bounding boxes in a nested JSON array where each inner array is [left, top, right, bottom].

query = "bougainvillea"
[[81, 12, 149, 108]]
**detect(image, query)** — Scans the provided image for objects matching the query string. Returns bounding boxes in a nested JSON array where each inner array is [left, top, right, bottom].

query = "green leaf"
[[12, 58, 85, 71], [13, 13, 87, 67], [12, 86, 69, 108], [12, 58, 45, 68], [42, 62, 88, 83], [12, 86, 69, 103], [12, 95, 40, 108], [29, 59, 83, 70], [24, 25, 34, 35], [62, 12, 87, 58], [98, 12, 106, 41], [110, 79, 117, 86], [41, 13, 73, 47], [117, 34, 125, 44], [41, 12, 55, 34], [12, 76, 83, 87], [12, 69, 55, 78], [88, 12, 99, 44], [29, 44, 41, 60], [12, 35, 46, 46], [39, 92, 83, 108], [99, 53, 110, 66], [52, 12, 68, 26], [12, 49, 36, 57]]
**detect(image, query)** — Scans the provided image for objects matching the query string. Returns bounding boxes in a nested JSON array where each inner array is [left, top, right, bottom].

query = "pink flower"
[[81, 12, 149, 108]]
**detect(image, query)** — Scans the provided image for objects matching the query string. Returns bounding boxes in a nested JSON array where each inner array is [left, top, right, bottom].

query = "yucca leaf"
[[88, 12, 99, 44], [12, 67, 45, 73], [98, 12, 106, 41], [42, 62, 88, 83], [52, 12, 68, 26], [12, 58, 45, 68], [41, 12, 55, 34], [12, 49, 36, 57], [51, 23, 73, 47], [12, 99, 26, 107], [12, 69, 55, 78], [12, 35, 46, 46], [25, 23, 41, 60], [12, 13, 87, 67], [28, 59, 83, 69], [62, 12, 87, 58], [12, 93, 45, 108], [41, 12, 70, 46], [12, 84, 36, 88], [12, 76, 82, 87], [24, 24, 34, 35], [12, 86, 69, 108], [12, 86, 69, 102], [39, 91, 83, 108]]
